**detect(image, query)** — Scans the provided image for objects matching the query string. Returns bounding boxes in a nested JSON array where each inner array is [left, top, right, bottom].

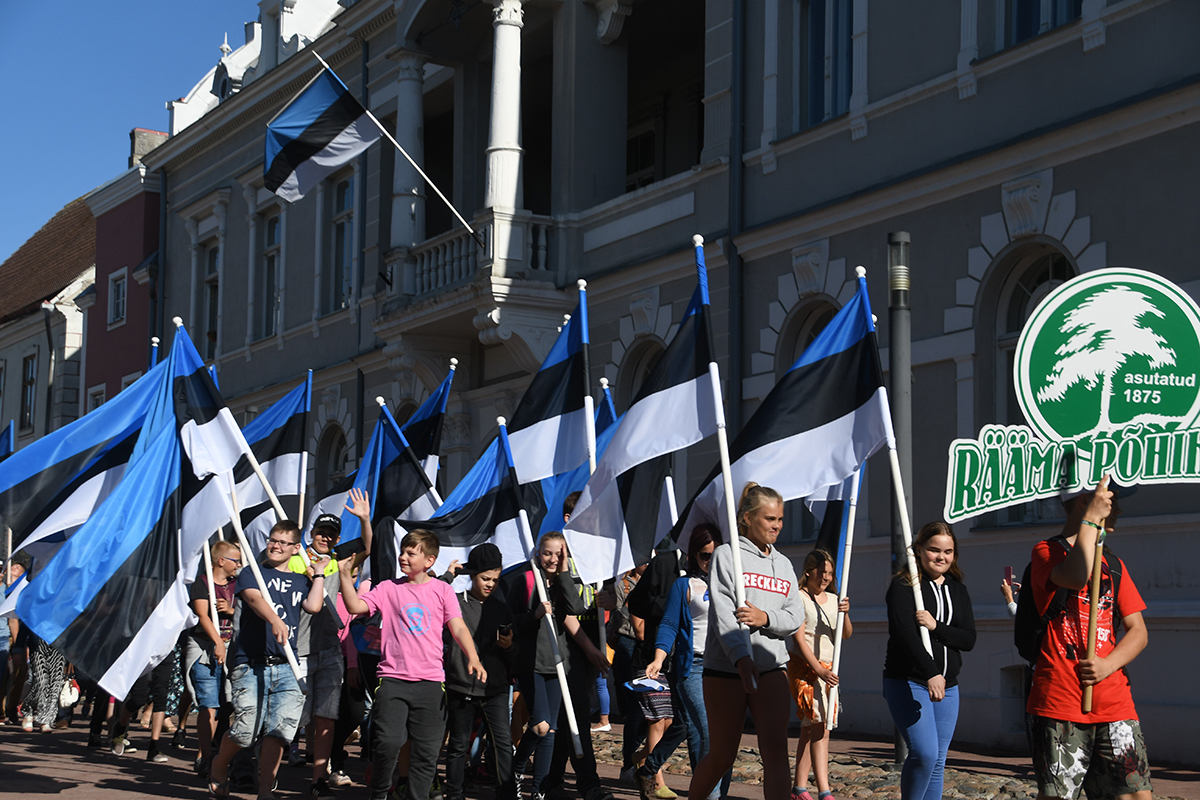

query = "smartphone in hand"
[[1004, 566, 1014, 585]]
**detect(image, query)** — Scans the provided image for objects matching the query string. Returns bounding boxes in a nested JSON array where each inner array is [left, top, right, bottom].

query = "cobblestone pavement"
[[0, 719, 1195, 800]]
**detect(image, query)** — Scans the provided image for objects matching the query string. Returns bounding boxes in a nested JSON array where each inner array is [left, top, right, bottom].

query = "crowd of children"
[[0, 476, 1156, 800]]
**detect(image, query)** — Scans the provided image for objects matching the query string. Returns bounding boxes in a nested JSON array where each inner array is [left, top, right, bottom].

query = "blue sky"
[[0, 1, 254, 264]]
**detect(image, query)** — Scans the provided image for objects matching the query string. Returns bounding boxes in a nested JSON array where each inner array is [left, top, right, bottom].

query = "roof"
[[0, 197, 96, 324]]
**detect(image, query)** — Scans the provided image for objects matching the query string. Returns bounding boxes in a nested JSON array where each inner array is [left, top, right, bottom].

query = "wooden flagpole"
[[506, 417, 583, 757], [826, 469, 863, 730]]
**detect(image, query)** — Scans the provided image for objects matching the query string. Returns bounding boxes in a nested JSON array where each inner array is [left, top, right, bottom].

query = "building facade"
[[139, 0, 1200, 763]]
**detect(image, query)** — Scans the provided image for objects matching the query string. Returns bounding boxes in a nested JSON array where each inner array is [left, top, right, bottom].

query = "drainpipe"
[[41, 302, 57, 435], [726, 0, 747, 434]]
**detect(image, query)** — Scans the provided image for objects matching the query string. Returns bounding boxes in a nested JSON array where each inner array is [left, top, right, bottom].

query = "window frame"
[[261, 212, 282, 340], [19, 353, 37, 431], [108, 267, 128, 329], [328, 176, 355, 315], [87, 384, 106, 413], [203, 243, 220, 359]]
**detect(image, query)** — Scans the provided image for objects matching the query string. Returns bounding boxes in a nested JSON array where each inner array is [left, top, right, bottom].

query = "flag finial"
[[449, 357, 459, 368], [577, 279, 587, 290], [600, 377, 609, 389], [151, 336, 160, 345], [172, 317, 183, 328], [693, 234, 704, 247], [497, 416, 507, 427], [375, 397, 387, 408], [856, 266, 867, 278]]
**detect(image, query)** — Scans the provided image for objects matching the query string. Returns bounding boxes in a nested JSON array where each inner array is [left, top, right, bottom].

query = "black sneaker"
[[429, 776, 443, 799], [584, 788, 617, 800], [310, 778, 334, 799], [87, 733, 104, 748]]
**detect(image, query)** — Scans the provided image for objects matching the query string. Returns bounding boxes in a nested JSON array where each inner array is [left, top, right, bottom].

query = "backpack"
[[1014, 533, 1123, 664]]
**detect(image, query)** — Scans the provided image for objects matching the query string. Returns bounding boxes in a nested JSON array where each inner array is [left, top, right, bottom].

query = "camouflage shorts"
[[1032, 716, 1152, 800]]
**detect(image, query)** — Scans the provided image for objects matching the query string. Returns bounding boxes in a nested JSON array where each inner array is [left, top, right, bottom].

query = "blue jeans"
[[228, 662, 304, 747], [594, 671, 610, 717], [190, 658, 224, 709], [882, 677, 960, 800]]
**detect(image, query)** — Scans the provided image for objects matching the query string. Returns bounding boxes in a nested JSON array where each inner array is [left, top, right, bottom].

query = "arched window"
[[616, 339, 665, 413], [316, 425, 350, 498], [992, 245, 1075, 525]]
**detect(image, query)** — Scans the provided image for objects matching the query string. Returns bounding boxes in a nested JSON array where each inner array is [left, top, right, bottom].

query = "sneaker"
[[310, 778, 334, 799], [289, 748, 308, 767], [21, 717, 33, 732], [652, 788, 678, 800], [148, 748, 169, 763], [388, 781, 407, 800], [40, 723, 53, 733], [791, 791, 815, 800], [173, 728, 186, 748], [88, 733, 104, 748], [533, 793, 547, 800], [589, 723, 611, 733], [584, 788, 617, 800], [618, 766, 637, 788], [635, 770, 657, 800], [111, 737, 126, 756], [329, 771, 352, 787]]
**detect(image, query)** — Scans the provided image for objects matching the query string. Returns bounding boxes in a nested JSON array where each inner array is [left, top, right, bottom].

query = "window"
[[121, 372, 142, 392], [993, 247, 1075, 525], [108, 269, 127, 326], [88, 387, 106, 412], [794, 0, 853, 131], [316, 425, 351, 498], [626, 126, 658, 193], [204, 245, 220, 359], [328, 178, 354, 313], [261, 214, 281, 339], [0, 362, 5, 418], [20, 355, 36, 431], [1004, 0, 1081, 48]]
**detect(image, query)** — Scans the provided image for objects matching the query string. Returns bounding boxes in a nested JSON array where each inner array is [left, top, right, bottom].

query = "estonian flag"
[[0, 419, 13, 462], [264, 68, 381, 203], [315, 404, 440, 556], [0, 571, 28, 619], [16, 324, 246, 698], [537, 381, 621, 537], [234, 373, 312, 556], [0, 361, 168, 560], [565, 238, 718, 584], [670, 272, 894, 553], [507, 288, 591, 485], [399, 424, 545, 591], [402, 362, 456, 484]]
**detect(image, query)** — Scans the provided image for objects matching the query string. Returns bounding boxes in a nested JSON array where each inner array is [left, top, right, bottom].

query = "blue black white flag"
[[538, 382, 621, 537], [264, 68, 381, 202], [16, 324, 246, 698], [0, 420, 13, 462], [399, 425, 545, 591], [670, 273, 893, 553], [507, 289, 591, 484], [0, 571, 28, 619], [313, 404, 440, 556], [234, 373, 311, 556], [565, 238, 718, 583], [0, 363, 167, 560], [402, 362, 456, 484]]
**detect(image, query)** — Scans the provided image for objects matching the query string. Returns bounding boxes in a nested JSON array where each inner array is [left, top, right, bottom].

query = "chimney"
[[129, 128, 169, 168]]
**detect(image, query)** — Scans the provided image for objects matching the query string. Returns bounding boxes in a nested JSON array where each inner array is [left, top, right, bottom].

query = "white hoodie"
[[704, 537, 804, 674]]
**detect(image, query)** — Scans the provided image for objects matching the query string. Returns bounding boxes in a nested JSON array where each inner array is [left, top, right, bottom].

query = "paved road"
[[0, 721, 1195, 800]]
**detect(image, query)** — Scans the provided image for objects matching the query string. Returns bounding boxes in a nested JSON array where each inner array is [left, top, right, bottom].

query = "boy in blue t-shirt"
[[208, 520, 329, 800]]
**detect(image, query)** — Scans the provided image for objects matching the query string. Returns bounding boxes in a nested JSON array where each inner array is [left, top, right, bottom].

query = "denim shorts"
[[302, 647, 345, 723], [190, 658, 224, 709], [228, 662, 304, 747]]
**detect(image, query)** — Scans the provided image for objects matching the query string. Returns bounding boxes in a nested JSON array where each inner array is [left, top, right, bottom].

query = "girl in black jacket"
[[882, 522, 975, 800]]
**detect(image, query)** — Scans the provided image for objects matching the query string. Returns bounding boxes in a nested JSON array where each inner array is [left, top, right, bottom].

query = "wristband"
[[1081, 519, 1103, 530]]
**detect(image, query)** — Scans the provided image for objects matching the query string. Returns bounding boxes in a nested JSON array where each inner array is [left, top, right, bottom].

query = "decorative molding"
[[629, 287, 661, 338], [472, 277, 575, 374], [791, 240, 829, 298], [1082, 20, 1106, 51], [957, 72, 977, 100], [850, 116, 868, 141], [591, 0, 632, 44], [761, 149, 777, 175], [944, 171, 1109, 334], [311, 384, 358, 475], [443, 412, 472, 454], [492, 0, 524, 28]]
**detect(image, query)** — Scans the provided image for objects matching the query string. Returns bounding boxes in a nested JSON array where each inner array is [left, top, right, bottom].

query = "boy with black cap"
[[442, 543, 517, 800]]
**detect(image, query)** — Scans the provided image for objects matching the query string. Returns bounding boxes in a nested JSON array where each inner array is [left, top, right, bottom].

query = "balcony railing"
[[406, 211, 555, 297]]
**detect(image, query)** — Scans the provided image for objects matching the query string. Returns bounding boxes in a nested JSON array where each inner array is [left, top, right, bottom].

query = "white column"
[[214, 200, 228, 361], [241, 186, 257, 359], [186, 219, 200, 333], [313, 180, 324, 335], [485, 0, 524, 212], [391, 51, 427, 250]]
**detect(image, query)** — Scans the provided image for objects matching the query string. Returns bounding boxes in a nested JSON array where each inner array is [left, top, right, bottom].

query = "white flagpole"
[[224, 471, 307, 691], [889, 446, 933, 656], [826, 470, 863, 730], [707, 359, 755, 689], [663, 474, 679, 526], [4, 525, 11, 589], [309, 51, 484, 251], [297, 369, 313, 529], [505, 417, 583, 758], [201, 534, 222, 633]]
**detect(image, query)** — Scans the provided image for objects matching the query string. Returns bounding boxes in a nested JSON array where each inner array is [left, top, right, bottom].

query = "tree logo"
[[1014, 268, 1200, 442]]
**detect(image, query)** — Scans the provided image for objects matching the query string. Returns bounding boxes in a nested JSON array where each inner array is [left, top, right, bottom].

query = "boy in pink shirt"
[[339, 529, 485, 800]]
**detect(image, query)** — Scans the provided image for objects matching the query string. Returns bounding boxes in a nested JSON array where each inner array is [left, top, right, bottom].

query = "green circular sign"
[[1014, 268, 1200, 442]]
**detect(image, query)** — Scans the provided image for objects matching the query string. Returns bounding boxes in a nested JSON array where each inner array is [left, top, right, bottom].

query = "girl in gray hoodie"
[[687, 482, 804, 800]]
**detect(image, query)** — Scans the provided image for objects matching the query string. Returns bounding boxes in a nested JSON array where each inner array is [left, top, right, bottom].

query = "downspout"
[[155, 166, 168, 362], [41, 303, 57, 436], [726, 0, 747, 434]]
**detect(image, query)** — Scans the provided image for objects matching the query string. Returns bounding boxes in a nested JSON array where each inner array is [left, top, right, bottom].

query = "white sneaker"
[[21, 717, 33, 732]]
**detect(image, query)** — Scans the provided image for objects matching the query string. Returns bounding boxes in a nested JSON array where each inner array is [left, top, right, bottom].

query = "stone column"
[[485, 0, 524, 212], [390, 51, 427, 251]]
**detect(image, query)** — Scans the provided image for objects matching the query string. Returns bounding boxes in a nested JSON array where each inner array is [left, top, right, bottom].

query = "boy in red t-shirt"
[[1027, 477, 1151, 800], [339, 529, 486, 800]]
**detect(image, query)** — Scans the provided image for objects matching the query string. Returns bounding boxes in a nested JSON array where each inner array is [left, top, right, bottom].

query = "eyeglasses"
[[696, 552, 713, 562], [221, 556, 242, 565], [267, 538, 299, 548]]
